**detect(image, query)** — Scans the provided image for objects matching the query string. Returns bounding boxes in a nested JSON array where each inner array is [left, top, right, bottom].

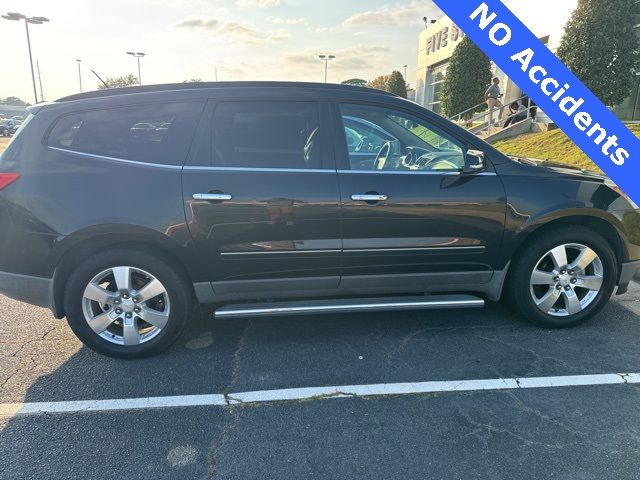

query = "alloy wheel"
[[529, 243, 604, 317], [81, 266, 170, 346]]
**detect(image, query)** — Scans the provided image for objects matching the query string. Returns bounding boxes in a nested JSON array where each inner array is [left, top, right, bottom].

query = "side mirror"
[[465, 149, 485, 172]]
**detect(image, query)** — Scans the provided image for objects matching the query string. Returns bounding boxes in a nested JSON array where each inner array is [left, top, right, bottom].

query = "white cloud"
[[318, 0, 440, 31], [343, 11, 390, 27], [268, 17, 306, 25], [237, 0, 281, 8], [219, 21, 262, 44], [173, 16, 219, 29], [266, 28, 291, 41], [284, 43, 391, 72], [174, 16, 291, 45]]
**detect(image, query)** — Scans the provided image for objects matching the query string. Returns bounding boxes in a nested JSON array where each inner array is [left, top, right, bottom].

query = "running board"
[[214, 295, 484, 319]]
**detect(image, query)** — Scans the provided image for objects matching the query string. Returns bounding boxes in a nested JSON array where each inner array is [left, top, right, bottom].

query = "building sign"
[[426, 24, 465, 56]]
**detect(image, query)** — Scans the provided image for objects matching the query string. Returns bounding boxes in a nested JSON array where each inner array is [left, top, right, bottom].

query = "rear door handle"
[[351, 194, 388, 202], [193, 193, 232, 201]]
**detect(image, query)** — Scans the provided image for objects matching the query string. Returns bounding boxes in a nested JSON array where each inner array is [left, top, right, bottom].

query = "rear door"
[[333, 101, 507, 290], [181, 99, 342, 296]]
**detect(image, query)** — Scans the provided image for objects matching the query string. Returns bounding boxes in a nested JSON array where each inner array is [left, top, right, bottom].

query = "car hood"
[[508, 156, 607, 182]]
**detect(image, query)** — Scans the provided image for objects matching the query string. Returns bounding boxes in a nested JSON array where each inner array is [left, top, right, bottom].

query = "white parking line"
[[1, 373, 639, 418]]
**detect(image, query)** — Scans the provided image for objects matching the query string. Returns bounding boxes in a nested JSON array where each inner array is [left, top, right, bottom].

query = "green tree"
[[341, 78, 368, 87], [183, 78, 203, 83], [98, 74, 140, 90], [0, 96, 29, 106], [367, 75, 389, 92], [440, 36, 492, 118], [557, 0, 640, 106], [386, 70, 408, 98]]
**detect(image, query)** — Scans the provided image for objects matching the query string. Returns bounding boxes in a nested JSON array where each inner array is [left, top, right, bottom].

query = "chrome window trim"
[[183, 166, 335, 173], [220, 246, 484, 256], [338, 169, 497, 176], [221, 249, 341, 256], [47, 146, 183, 170], [343, 246, 485, 253]]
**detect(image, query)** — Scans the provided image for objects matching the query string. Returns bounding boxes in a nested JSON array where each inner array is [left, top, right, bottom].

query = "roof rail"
[[55, 81, 399, 102]]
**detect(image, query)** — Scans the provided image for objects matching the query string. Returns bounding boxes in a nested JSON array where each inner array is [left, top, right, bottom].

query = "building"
[[0, 104, 28, 120], [415, 0, 640, 121]]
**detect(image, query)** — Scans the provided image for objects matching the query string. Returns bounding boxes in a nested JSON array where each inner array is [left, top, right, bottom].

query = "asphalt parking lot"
[[1, 285, 640, 479]]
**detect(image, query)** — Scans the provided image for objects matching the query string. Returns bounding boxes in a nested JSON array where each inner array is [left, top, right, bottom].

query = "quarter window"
[[48, 102, 204, 165], [212, 101, 322, 169], [339, 104, 465, 172]]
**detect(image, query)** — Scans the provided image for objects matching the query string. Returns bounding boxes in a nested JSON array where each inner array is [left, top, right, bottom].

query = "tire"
[[64, 248, 193, 358], [505, 226, 617, 328]]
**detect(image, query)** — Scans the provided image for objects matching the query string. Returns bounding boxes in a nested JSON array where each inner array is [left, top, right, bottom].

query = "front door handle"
[[351, 194, 388, 202], [193, 193, 232, 201]]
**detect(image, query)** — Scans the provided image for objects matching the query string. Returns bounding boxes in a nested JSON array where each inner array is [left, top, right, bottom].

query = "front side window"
[[48, 102, 204, 165], [339, 104, 465, 172], [212, 101, 322, 169], [343, 116, 396, 154]]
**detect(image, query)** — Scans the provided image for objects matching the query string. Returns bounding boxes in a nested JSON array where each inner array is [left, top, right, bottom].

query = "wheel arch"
[[51, 227, 194, 319], [504, 212, 626, 285]]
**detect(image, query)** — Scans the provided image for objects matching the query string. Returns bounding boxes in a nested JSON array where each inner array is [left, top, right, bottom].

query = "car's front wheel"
[[506, 226, 617, 327], [64, 249, 192, 358]]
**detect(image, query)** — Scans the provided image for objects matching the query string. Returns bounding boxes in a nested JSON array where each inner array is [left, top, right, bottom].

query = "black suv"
[[1, 82, 639, 358]]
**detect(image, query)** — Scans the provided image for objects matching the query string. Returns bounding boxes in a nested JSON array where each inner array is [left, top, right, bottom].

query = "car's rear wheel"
[[64, 249, 192, 358], [506, 226, 617, 327]]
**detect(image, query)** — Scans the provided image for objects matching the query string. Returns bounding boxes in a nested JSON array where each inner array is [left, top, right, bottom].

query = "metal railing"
[[448, 100, 488, 124], [475, 103, 538, 138], [448, 94, 537, 137]]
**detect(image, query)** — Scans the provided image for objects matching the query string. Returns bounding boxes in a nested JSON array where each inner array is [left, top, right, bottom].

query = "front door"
[[333, 102, 506, 290], [182, 100, 342, 296]]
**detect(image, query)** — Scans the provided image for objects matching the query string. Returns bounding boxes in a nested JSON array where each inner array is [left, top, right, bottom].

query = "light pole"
[[422, 17, 437, 29], [76, 59, 83, 93], [403, 65, 408, 80], [318, 54, 335, 83], [126, 51, 146, 85], [2, 12, 50, 104]]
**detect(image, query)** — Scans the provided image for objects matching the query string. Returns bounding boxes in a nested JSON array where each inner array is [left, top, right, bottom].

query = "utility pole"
[[215, 66, 218, 82], [76, 59, 83, 92], [36, 60, 44, 102]]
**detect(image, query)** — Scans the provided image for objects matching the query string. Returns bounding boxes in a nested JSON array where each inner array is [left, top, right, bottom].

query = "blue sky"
[[1, 0, 442, 102]]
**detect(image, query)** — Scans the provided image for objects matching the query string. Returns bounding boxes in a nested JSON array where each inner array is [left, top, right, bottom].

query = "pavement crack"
[[225, 320, 252, 395], [473, 333, 586, 377], [208, 404, 243, 479], [209, 320, 252, 478], [618, 373, 630, 384], [457, 405, 567, 450]]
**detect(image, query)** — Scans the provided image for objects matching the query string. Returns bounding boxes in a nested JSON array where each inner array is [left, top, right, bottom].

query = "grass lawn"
[[492, 123, 640, 174]]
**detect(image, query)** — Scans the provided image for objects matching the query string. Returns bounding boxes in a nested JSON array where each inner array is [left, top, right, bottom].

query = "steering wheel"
[[374, 141, 393, 170], [417, 153, 461, 171]]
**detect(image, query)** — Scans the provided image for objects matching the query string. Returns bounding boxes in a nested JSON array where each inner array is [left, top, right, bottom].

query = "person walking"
[[485, 77, 504, 127]]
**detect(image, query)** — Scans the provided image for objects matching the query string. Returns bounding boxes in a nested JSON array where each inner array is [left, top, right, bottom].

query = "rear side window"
[[47, 102, 204, 165], [212, 101, 322, 169]]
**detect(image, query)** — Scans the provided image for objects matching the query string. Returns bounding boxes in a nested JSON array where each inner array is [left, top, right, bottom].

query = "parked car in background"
[[0, 82, 639, 358], [0, 119, 20, 137]]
